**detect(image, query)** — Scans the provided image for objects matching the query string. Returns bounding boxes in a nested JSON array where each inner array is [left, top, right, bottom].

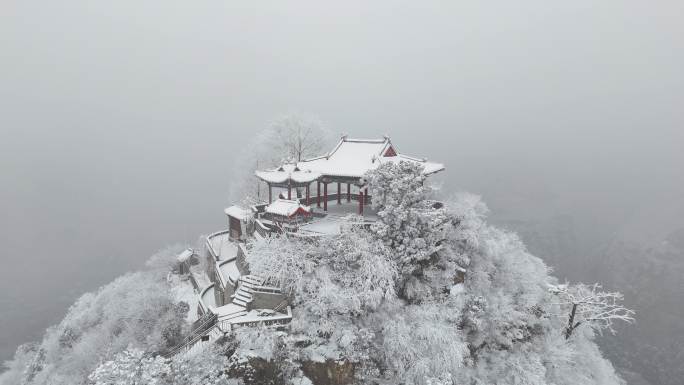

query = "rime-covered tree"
[[548, 283, 634, 339], [269, 114, 330, 163], [0, 248, 191, 385], [245, 222, 399, 366], [88, 346, 240, 385], [301, 223, 398, 317], [366, 161, 452, 301], [246, 235, 318, 296], [229, 114, 333, 204], [382, 304, 468, 384], [440, 194, 629, 385], [248, 223, 398, 320]]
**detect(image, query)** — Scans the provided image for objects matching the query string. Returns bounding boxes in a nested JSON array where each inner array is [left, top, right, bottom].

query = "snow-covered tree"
[[439, 194, 628, 385], [88, 345, 240, 385], [300, 223, 398, 317], [87, 349, 170, 385], [246, 236, 318, 296], [269, 114, 331, 163], [229, 114, 333, 204], [549, 283, 635, 339], [248, 222, 398, 319], [0, 249, 191, 385], [366, 161, 452, 301], [381, 304, 467, 385]]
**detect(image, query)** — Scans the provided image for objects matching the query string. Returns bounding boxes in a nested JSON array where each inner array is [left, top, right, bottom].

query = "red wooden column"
[[305, 184, 310, 206], [346, 183, 351, 202], [364, 187, 368, 205], [317, 181, 321, 207], [337, 182, 341, 204], [358, 189, 364, 215], [323, 183, 328, 211], [287, 182, 292, 200], [268, 185, 272, 203]]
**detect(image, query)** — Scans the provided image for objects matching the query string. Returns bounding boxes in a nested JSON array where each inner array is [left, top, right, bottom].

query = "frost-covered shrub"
[[444, 192, 489, 255], [306, 225, 398, 315], [246, 236, 317, 295], [145, 244, 191, 272], [441, 199, 629, 385], [248, 224, 398, 319], [0, 262, 189, 385], [276, 224, 399, 360], [382, 305, 467, 385], [457, 226, 552, 350], [88, 346, 240, 385], [246, 225, 399, 366], [230, 328, 300, 384]]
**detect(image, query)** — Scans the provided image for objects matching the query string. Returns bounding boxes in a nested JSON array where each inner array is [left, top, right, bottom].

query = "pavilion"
[[255, 136, 444, 215], [254, 164, 320, 205]]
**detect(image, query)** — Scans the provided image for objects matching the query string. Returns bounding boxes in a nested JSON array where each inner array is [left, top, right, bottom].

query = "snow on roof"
[[255, 164, 322, 185], [385, 154, 445, 175], [224, 205, 252, 220], [297, 136, 445, 178], [176, 248, 195, 262], [265, 199, 311, 217]]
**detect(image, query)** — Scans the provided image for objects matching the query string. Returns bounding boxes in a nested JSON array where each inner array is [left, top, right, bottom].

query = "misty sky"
[[1, 0, 682, 363]]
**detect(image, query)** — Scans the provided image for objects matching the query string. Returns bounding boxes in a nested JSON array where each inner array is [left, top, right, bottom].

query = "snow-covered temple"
[[255, 136, 444, 212], [170, 136, 444, 356], [218, 136, 446, 239]]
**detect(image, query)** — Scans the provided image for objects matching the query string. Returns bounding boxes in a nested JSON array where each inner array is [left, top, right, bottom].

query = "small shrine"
[[263, 199, 312, 226]]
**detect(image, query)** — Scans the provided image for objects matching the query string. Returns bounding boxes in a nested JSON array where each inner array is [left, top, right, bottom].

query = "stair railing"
[[162, 313, 217, 358]]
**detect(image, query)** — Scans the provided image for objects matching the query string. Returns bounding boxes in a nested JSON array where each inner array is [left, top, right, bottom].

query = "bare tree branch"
[[549, 283, 634, 339]]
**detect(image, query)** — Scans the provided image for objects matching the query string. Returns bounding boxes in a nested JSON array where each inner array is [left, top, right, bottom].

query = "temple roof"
[[296, 136, 444, 179], [265, 199, 311, 218], [224, 205, 252, 220], [255, 164, 322, 185]]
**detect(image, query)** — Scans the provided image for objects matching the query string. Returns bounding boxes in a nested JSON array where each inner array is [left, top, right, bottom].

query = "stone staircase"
[[231, 275, 265, 308]]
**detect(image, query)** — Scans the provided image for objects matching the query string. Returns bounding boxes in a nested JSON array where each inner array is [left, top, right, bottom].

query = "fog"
[[1, 1, 682, 383]]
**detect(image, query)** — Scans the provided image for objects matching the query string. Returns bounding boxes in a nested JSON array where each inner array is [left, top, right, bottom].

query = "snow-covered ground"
[[200, 283, 216, 308], [299, 200, 377, 235], [207, 232, 237, 261], [312, 199, 377, 219], [169, 274, 199, 323], [299, 219, 343, 235], [218, 259, 241, 284], [213, 303, 245, 317], [189, 263, 211, 290]]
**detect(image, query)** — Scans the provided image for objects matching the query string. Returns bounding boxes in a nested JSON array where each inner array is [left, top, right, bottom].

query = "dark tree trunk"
[[565, 303, 578, 339]]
